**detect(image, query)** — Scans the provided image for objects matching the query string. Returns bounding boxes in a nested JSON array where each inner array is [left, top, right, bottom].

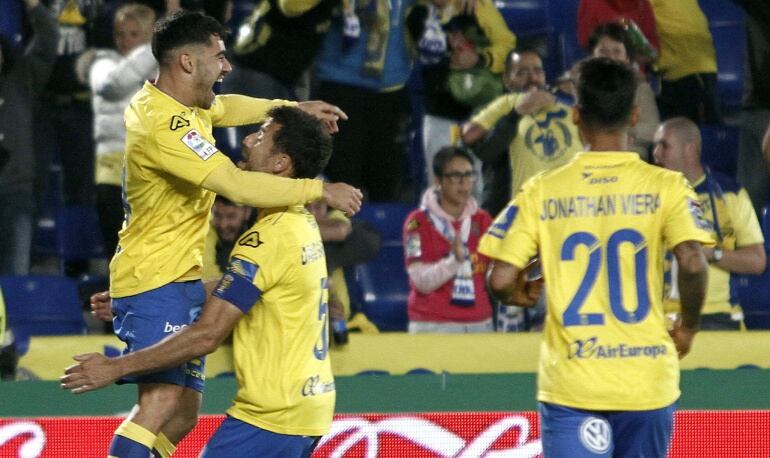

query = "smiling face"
[[592, 35, 629, 63], [241, 119, 283, 174], [505, 51, 546, 92], [212, 201, 251, 243], [191, 35, 231, 109]]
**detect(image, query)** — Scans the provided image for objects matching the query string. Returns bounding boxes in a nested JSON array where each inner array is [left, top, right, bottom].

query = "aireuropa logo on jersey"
[[568, 336, 667, 360]]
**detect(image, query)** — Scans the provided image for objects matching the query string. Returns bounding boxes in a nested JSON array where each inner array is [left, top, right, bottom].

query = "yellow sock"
[[152, 432, 177, 458]]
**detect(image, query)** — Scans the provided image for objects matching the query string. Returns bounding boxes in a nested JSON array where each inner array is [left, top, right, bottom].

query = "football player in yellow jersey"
[[63, 106, 336, 457], [479, 58, 711, 457], [71, 10, 360, 458]]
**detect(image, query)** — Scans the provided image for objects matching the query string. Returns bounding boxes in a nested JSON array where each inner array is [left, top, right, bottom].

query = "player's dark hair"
[[575, 57, 637, 132], [588, 22, 635, 62], [151, 10, 226, 65], [268, 106, 332, 179], [214, 195, 236, 206], [432, 146, 474, 178]]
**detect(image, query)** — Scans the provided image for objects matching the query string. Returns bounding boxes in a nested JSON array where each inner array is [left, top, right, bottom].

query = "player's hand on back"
[[60, 353, 121, 394], [297, 101, 349, 134], [322, 182, 362, 216], [90, 291, 114, 322]]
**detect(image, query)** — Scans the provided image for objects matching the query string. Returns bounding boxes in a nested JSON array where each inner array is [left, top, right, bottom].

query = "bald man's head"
[[653, 117, 703, 176], [662, 117, 702, 152]]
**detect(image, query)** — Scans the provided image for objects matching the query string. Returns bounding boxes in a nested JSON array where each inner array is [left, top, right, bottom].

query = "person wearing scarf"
[[403, 146, 493, 333]]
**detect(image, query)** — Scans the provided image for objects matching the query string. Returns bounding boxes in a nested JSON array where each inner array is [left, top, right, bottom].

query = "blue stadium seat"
[[700, 124, 739, 177], [353, 245, 409, 331], [0, 275, 87, 342], [735, 205, 770, 329], [57, 205, 106, 263], [0, 0, 24, 45], [348, 203, 414, 330], [699, 0, 745, 114], [498, 0, 549, 36], [354, 203, 415, 244], [763, 204, 770, 251]]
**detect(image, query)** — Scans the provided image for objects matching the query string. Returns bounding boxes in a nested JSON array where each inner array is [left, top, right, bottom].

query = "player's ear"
[[273, 153, 291, 175], [179, 51, 194, 74], [571, 105, 581, 126]]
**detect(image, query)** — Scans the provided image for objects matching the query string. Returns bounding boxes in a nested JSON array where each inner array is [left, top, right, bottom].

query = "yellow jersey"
[[216, 205, 335, 436], [650, 0, 717, 80], [479, 152, 714, 410], [111, 82, 312, 297], [471, 93, 582, 195], [665, 173, 764, 315]]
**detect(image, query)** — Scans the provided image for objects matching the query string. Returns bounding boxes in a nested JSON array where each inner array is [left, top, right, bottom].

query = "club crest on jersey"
[[524, 108, 573, 161], [579, 417, 611, 454], [227, 256, 259, 282], [238, 231, 264, 248], [181, 129, 217, 160], [169, 114, 190, 131], [687, 198, 711, 231]]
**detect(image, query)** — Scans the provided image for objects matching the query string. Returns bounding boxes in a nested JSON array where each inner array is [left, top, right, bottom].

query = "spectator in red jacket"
[[403, 146, 493, 333]]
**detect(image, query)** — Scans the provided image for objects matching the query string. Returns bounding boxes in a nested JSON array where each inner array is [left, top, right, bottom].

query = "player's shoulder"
[[130, 83, 192, 132], [634, 161, 687, 186]]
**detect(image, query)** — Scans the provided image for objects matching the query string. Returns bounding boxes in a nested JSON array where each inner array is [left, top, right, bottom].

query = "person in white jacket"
[[86, 3, 157, 257]]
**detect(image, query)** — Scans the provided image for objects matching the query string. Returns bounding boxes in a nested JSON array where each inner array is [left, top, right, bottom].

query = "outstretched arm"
[[202, 161, 362, 215], [61, 296, 242, 394]]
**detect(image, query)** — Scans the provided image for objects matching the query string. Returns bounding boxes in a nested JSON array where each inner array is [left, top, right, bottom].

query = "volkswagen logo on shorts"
[[578, 417, 611, 454]]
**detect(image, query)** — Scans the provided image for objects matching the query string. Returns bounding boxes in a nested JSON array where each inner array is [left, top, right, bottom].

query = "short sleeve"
[[213, 226, 285, 312], [662, 173, 716, 249], [155, 122, 229, 185], [478, 178, 540, 268], [732, 189, 765, 247]]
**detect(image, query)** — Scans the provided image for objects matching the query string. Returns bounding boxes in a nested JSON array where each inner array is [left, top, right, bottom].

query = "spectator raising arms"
[[403, 146, 493, 333]]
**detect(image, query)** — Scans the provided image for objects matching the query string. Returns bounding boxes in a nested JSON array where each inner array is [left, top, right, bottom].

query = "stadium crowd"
[[0, 0, 770, 358], [1, 0, 768, 456]]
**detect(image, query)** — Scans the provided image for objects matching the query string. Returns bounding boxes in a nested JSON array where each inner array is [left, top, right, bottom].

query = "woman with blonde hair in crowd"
[[78, 3, 157, 257]]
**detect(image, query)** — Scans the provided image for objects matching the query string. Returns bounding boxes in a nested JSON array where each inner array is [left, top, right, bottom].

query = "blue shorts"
[[112, 281, 206, 392], [201, 416, 320, 458], [539, 401, 676, 457]]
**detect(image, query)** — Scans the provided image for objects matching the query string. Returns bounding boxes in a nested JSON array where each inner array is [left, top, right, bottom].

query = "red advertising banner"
[[1, 411, 768, 457]]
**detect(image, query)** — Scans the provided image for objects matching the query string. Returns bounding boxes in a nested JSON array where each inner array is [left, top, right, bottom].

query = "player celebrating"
[[82, 10, 360, 458], [63, 106, 336, 457], [479, 57, 711, 457]]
